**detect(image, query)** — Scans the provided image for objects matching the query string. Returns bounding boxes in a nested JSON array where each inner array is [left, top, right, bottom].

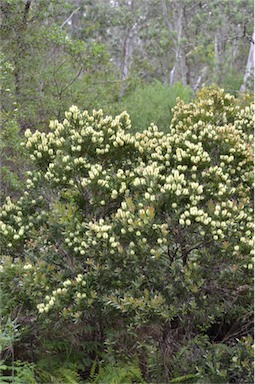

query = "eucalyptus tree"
[[160, 0, 253, 90], [240, 31, 254, 92], [70, 0, 253, 91]]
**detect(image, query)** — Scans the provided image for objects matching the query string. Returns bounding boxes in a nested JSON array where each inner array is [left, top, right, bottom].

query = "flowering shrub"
[[0, 88, 253, 381]]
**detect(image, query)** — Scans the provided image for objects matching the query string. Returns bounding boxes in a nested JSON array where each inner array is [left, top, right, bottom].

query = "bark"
[[169, 65, 176, 86], [240, 32, 254, 92], [213, 34, 220, 82], [162, 0, 188, 86], [194, 66, 208, 91], [120, 26, 135, 81], [232, 24, 242, 62], [11, 1, 32, 131], [182, 5, 191, 85], [119, 0, 136, 82], [161, 0, 173, 34], [13, 1, 32, 101]]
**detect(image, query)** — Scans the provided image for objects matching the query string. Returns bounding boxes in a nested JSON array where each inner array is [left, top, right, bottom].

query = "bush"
[[0, 87, 253, 382], [114, 80, 193, 132], [0, 54, 26, 200]]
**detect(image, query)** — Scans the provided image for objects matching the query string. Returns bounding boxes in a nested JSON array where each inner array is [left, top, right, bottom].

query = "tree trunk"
[[13, 1, 32, 101], [213, 34, 220, 83], [240, 32, 254, 92], [119, 0, 136, 82], [162, 0, 187, 86], [194, 66, 208, 91], [120, 28, 134, 81]]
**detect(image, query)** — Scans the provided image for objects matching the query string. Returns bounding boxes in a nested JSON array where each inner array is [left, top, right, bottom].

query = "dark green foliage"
[[88, 358, 144, 384], [0, 361, 37, 384], [0, 54, 26, 199]]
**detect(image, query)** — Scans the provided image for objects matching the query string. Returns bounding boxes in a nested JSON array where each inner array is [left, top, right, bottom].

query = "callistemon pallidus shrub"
[[0, 89, 253, 354]]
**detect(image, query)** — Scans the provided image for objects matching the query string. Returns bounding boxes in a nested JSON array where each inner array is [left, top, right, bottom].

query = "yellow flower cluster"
[[0, 90, 253, 317], [37, 273, 87, 314]]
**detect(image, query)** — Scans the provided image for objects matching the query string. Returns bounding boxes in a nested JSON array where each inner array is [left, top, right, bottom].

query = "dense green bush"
[[113, 80, 193, 132], [0, 87, 253, 382], [0, 54, 26, 200]]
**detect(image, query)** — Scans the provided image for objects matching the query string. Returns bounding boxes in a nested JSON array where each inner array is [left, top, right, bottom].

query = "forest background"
[[0, 0, 254, 383]]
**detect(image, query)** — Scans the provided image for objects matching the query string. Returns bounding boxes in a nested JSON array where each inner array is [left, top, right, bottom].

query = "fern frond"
[[36, 366, 81, 383], [89, 356, 99, 380], [170, 373, 198, 383], [55, 367, 81, 383]]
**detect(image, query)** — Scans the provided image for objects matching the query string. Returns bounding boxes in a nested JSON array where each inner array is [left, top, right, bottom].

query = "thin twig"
[[60, 7, 80, 28], [60, 67, 83, 95]]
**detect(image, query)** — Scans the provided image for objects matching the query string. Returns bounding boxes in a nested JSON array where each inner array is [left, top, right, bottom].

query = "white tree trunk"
[[162, 0, 186, 85], [170, 64, 176, 86], [120, 23, 137, 81], [194, 66, 208, 91], [240, 32, 254, 92]]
